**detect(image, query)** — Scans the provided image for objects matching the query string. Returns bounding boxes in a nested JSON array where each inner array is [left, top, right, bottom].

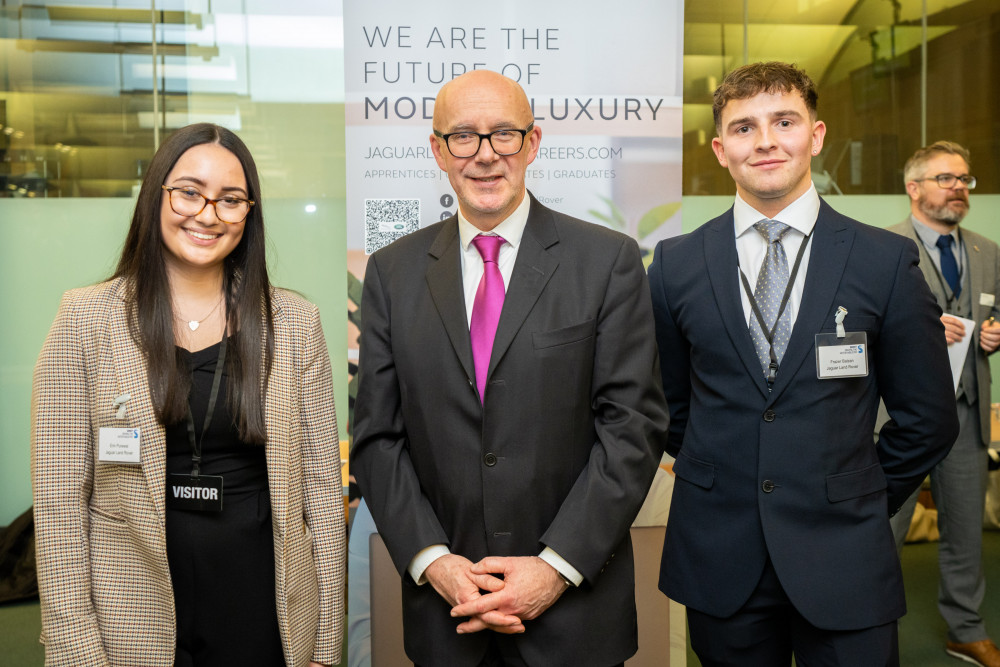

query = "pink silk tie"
[[470, 234, 506, 402]]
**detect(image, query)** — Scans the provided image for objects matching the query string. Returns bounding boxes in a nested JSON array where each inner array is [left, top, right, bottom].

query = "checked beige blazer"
[[31, 277, 345, 666]]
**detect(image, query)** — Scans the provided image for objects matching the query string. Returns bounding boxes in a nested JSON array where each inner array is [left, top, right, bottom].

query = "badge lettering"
[[166, 473, 224, 512], [171, 485, 220, 500]]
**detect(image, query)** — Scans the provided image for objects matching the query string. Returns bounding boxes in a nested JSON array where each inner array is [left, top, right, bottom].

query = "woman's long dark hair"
[[112, 123, 274, 444]]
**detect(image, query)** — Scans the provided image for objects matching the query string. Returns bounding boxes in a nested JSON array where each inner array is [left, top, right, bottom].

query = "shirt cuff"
[[407, 544, 450, 585], [539, 546, 584, 587]]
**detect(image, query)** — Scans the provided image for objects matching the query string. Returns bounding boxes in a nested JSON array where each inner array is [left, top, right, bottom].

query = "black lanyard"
[[739, 230, 812, 387], [185, 335, 227, 477]]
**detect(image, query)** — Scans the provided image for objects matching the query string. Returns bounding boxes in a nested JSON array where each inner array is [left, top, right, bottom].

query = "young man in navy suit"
[[648, 61, 959, 665]]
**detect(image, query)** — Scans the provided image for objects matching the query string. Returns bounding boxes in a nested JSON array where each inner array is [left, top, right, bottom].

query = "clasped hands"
[[423, 554, 569, 634], [941, 314, 1000, 353]]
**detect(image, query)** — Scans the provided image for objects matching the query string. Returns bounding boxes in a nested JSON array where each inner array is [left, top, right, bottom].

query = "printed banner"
[[344, 1, 684, 262], [344, 2, 685, 422]]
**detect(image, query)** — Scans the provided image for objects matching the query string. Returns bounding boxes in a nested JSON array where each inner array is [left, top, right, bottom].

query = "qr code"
[[365, 198, 420, 254]]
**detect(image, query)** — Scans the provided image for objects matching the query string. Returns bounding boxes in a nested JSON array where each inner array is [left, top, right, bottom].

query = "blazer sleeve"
[[987, 241, 1000, 355], [298, 305, 347, 664], [351, 253, 451, 575], [648, 238, 690, 458], [31, 292, 112, 666], [538, 236, 668, 583], [876, 238, 960, 513]]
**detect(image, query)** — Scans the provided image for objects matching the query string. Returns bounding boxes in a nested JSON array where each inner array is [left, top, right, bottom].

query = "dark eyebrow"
[[726, 109, 805, 133], [169, 176, 248, 198], [725, 116, 756, 132], [769, 109, 804, 121]]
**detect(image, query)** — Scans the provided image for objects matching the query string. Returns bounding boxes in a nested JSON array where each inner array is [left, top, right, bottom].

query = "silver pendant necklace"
[[175, 297, 223, 332]]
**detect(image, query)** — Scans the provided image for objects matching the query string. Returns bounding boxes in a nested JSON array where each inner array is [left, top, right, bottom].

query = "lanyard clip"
[[834, 306, 848, 338], [112, 394, 131, 420]]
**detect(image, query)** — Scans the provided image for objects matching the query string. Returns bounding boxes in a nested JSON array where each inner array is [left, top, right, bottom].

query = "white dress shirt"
[[734, 184, 820, 328], [407, 193, 584, 588]]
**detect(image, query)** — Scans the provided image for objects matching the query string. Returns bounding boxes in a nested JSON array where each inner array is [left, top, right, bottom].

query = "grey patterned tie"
[[750, 220, 792, 377]]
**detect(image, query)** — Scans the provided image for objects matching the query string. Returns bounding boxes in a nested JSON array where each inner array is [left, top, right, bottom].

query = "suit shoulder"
[[884, 220, 912, 237], [960, 226, 1000, 253], [65, 277, 125, 301], [272, 288, 319, 320], [823, 206, 912, 253], [652, 209, 730, 258], [58, 278, 127, 319], [550, 211, 635, 248]]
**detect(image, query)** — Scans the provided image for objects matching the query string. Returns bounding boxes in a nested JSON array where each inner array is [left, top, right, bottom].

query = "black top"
[[163, 340, 283, 665], [164, 340, 268, 493]]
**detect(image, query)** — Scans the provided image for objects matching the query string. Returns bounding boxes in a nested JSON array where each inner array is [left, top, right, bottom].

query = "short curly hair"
[[903, 141, 971, 184], [713, 61, 818, 134]]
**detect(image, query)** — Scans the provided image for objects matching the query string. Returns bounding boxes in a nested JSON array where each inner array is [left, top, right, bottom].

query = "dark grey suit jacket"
[[353, 193, 668, 667], [649, 199, 958, 631], [888, 219, 1000, 445]]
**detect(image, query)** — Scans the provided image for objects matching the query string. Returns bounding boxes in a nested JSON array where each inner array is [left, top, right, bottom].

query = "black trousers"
[[168, 488, 284, 666], [687, 557, 899, 667]]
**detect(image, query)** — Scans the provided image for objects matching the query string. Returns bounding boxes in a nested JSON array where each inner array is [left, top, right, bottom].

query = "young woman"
[[31, 123, 344, 666]]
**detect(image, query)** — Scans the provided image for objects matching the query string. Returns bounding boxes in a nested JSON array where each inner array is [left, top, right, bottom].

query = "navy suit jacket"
[[353, 194, 668, 666], [649, 199, 958, 630]]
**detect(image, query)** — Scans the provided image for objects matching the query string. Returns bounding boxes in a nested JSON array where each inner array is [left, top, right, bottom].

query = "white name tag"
[[981, 293, 995, 308], [98, 427, 141, 464], [816, 332, 869, 379]]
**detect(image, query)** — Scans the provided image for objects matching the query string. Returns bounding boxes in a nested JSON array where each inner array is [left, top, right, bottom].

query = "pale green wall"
[[0, 197, 346, 525]]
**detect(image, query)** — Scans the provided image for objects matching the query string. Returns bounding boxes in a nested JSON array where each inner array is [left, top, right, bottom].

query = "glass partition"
[[683, 0, 1000, 196]]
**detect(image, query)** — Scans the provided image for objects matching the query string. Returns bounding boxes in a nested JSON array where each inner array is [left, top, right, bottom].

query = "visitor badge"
[[816, 332, 869, 379], [98, 427, 141, 464], [166, 474, 224, 512]]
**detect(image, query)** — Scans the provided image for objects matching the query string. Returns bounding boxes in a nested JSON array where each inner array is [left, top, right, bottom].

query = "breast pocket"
[[532, 318, 596, 354]]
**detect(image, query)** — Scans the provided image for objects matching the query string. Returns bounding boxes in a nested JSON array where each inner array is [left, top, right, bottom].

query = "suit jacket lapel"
[[896, 220, 947, 309], [966, 231, 986, 321], [265, 299, 289, 535], [109, 284, 168, 523], [426, 220, 476, 383], [769, 201, 853, 402], [704, 212, 770, 398], [489, 197, 559, 379]]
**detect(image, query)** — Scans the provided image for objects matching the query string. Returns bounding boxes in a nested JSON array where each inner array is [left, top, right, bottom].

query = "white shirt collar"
[[734, 183, 820, 239], [457, 192, 530, 251]]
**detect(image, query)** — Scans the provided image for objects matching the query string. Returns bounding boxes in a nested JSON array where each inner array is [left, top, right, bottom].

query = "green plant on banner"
[[588, 196, 681, 267], [347, 270, 363, 452]]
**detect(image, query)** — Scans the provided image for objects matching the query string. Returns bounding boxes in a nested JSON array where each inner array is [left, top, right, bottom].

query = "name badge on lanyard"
[[168, 335, 228, 512], [167, 473, 224, 511], [816, 306, 869, 379]]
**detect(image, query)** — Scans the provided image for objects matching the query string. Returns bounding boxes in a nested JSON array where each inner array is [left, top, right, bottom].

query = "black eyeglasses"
[[162, 185, 255, 224], [914, 173, 977, 190], [433, 123, 534, 158]]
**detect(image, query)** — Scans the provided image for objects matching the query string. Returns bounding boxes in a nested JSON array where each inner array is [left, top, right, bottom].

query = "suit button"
[[762, 480, 775, 493], [763, 409, 776, 422], [484, 453, 497, 467]]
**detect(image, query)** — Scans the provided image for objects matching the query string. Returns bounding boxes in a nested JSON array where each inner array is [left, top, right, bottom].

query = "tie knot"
[[936, 234, 954, 250], [754, 220, 791, 244], [472, 234, 505, 263]]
